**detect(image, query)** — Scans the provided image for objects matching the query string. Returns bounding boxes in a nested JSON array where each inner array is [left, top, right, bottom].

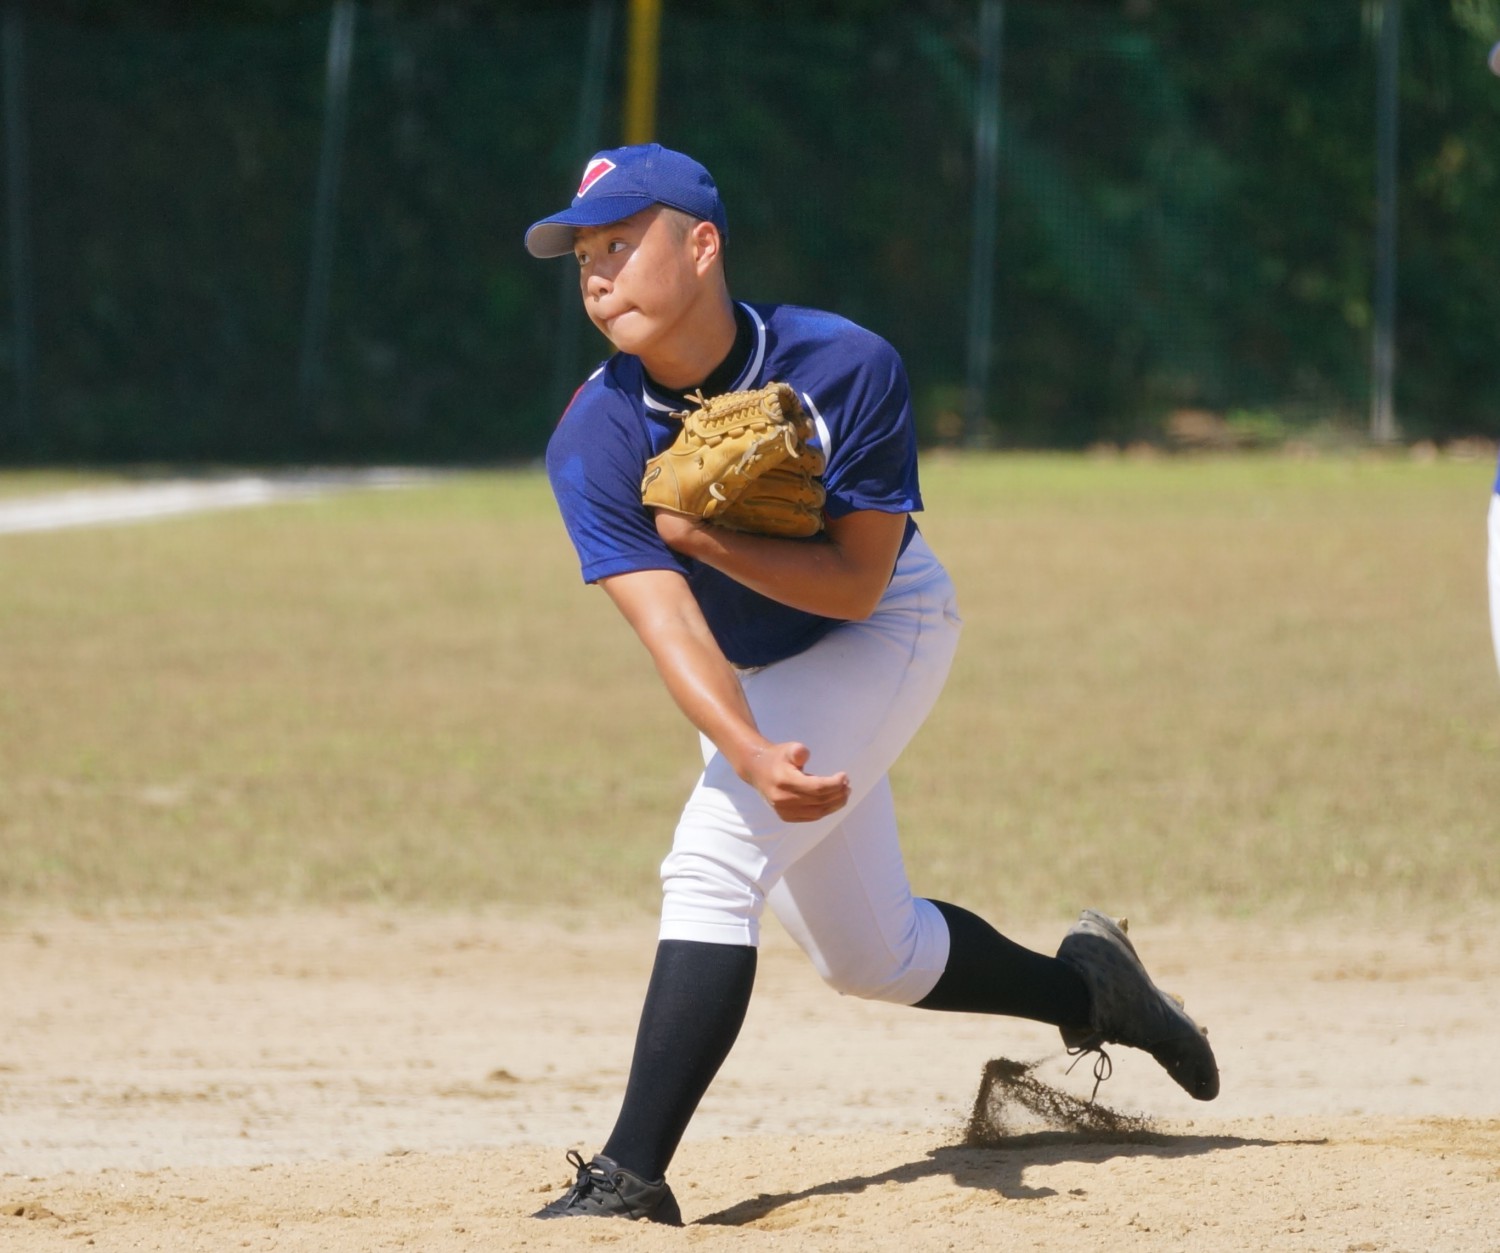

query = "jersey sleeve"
[[545, 387, 682, 585], [816, 335, 922, 520]]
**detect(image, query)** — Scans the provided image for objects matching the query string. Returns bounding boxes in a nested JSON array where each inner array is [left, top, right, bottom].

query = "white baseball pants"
[[658, 530, 962, 1007], [1489, 492, 1500, 677]]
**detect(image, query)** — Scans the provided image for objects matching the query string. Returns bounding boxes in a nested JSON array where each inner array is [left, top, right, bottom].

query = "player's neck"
[[639, 290, 738, 393], [646, 303, 752, 402]]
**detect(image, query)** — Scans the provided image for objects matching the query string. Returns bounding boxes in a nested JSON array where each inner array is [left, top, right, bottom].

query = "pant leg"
[[766, 775, 951, 1005], [657, 532, 961, 976]]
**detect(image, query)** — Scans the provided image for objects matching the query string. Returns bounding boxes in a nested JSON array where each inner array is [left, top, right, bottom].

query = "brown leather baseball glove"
[[640, 381, 826, 538]]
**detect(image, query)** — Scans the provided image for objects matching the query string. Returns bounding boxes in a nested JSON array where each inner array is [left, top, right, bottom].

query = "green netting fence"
[[0, 2, 1497, 463]]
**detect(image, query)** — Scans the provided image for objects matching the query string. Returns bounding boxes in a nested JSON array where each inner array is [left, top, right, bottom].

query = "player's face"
[[573, 208, 705, 360]]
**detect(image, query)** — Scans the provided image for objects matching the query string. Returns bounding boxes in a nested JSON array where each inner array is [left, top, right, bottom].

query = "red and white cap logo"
[[576, 158, 616, 198]]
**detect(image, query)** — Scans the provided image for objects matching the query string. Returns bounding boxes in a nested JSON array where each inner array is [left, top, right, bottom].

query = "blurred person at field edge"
[[1491, 453, 1500, 675]]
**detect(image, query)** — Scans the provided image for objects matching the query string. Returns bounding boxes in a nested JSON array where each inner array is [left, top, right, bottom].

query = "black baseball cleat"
[[533, 1150, 684, 1225], [1055, 909, 1219, 1101]]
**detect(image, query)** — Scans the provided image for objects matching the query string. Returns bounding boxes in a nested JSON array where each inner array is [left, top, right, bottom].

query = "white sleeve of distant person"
[[1490, 490, 1500, 679]]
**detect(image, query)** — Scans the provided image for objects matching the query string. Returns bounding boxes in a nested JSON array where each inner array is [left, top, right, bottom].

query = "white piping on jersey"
[[800, 391, 834, 462], [734, 303, 768, 388]]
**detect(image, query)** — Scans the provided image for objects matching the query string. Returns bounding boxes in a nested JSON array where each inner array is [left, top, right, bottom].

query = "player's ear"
[[689, 220, 724, 275]]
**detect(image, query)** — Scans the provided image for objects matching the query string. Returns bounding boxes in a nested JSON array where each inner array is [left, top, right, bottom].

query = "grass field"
[[1, 453, 1496, 922], [0, 470, 135, 499]]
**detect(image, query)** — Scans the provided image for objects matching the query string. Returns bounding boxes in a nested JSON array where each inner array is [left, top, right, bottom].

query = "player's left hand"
[[743, 741, 850, 822]]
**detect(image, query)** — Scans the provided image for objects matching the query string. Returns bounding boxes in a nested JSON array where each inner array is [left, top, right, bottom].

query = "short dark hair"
[[660, 205, 718, 247]]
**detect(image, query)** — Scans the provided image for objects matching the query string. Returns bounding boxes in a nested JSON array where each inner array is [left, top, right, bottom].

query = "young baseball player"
[[525, 143, 1218, 1226]]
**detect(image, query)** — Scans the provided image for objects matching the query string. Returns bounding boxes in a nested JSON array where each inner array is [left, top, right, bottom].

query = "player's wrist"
[[724, 734, 776, 784]]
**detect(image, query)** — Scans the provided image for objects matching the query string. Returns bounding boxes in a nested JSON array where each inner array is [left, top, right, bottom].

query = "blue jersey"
[[546, 302, 922, 668]]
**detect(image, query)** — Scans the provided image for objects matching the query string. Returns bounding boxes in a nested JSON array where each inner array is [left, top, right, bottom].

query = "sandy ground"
[[2, 908, 1497, 1251]]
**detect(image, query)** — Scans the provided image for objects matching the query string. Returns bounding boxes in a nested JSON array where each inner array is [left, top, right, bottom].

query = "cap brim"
[[523, 194, 657, 258]]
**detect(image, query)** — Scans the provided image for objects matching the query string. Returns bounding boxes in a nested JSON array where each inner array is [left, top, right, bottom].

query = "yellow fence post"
[[623, 0, 661, 144]]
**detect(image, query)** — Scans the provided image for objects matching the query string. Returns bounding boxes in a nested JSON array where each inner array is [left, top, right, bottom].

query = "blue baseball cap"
[[524, 143, 728, 259]]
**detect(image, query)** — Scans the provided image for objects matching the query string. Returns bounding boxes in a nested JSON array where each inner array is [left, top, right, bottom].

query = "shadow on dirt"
[[698, 1055, 1327, 1226], [695, 1129, 1325, 1225]]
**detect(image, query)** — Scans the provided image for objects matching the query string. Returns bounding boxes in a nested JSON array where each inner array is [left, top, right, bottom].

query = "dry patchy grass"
[[0, 455, 1495, 922]]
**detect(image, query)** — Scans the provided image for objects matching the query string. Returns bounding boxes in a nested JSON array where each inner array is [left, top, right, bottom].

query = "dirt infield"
[[3, 910, 1497, 1251]]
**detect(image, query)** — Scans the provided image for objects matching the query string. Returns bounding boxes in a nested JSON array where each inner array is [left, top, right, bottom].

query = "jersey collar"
[[640, 302, 767, 415]]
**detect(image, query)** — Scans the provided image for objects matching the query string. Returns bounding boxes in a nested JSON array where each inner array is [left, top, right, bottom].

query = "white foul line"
[[0, 469, 431, 536]]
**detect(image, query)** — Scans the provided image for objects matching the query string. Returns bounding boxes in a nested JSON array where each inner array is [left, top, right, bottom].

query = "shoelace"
[[562, 1149, 620, 1201], [1064, 1044, 1114, 1105]]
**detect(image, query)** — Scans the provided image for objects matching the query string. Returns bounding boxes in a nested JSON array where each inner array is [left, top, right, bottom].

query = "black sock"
[[601, 939, 757, 1181], [914, 899, 1091, 1028]]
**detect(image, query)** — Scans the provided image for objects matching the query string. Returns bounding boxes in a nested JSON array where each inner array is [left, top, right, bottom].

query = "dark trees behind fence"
[[1, 1, 1497, 464]]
